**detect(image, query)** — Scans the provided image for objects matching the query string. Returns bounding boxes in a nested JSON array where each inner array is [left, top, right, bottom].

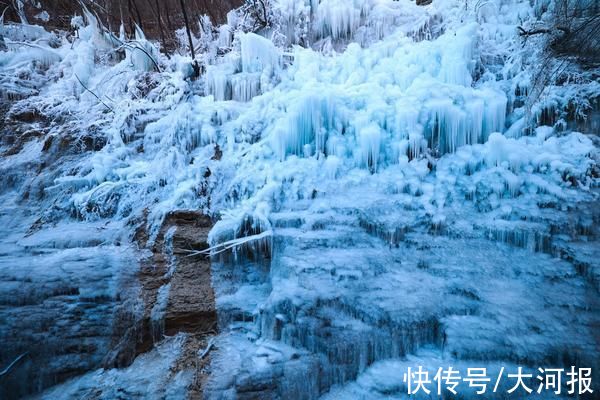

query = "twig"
[[179, 0, 199, 76], [198, 337, 215, 359], [0, 5, 10, 23], [74, 73, 114, 112], [184, 230, 273, 257], [518, 25, 570, 36], [0, 352, 28, 377], [5, 40, 62, 55]]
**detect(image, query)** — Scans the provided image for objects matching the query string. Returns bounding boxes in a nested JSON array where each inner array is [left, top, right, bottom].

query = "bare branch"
[[0, 352, 28, 377], [122, 41, 162, 72], [518, 25, 570, 36], [74, 73, 115, 113]]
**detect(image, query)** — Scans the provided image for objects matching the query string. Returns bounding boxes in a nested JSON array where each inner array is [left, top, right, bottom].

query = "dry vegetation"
[[0, 0, 243, 51]]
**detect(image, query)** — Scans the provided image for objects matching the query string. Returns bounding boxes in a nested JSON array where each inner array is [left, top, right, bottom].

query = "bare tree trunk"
[[127, 0, 136, 35], [118, 0, 124, 28], [179, 0, 200, 77], [164, 0, 173, 32], [150, 0, 167, 46], [131, 0, 144, 29]]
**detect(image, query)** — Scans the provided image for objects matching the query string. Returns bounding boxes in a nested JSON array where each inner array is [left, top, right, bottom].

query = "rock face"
[[135, 210, 217, 341], [161, 211, 217, 337], [0, 105, 217, 397], [0, 209, 141, 399], [0, 82, 142, 399], [135, 210, 218, 397], [0, 206, 218, 399], [160, 211, 218, 397]]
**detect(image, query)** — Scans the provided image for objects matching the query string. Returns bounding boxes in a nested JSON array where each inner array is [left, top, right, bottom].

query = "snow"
[[240, 32, 280, 74], [34, 11, 50, 23], [0, 0, 598, 398], [33, 336, 191, 400]]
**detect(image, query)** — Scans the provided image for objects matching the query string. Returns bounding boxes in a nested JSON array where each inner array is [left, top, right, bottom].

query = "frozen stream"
[[0, 0, 599, 398], [205, 188, 600, 399]]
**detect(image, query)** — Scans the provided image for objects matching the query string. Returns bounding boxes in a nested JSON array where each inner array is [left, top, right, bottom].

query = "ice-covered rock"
[[0, 0, 598, 398]]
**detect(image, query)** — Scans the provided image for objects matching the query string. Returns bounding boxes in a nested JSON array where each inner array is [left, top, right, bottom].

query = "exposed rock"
[[134, 210, 217, 397], [0, 217, 140, 399], [163, 211, 216, 335], [0, 180, 217, 400]]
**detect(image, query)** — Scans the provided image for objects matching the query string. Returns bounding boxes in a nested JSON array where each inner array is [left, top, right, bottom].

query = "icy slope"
[[0, 0, 598, 398], [203, 126, 598, 399], [1, 0, 594, 240], [201, 0, 598, 398]]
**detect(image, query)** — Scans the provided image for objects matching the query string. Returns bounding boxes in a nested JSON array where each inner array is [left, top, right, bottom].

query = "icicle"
[[119, 23, 126, 42], [394, 102, 424, 159], [505, 117, 526, 138], [325, 136, 348, 159], [14, 0, 28, 24], [226, 10, 239, 27], [535, 126, 554, 143], [323, 156, 341, 179], [482, 91, 507, 138], [424, 90, 506, 155], [205, 66, 231, 101], [278, 95, 336, 159], [231, 73, 261, 102], [408, 131, 425, 159], [310, 0, 320, 14], [395, 104, 418, 139], [484, 132, 527, 172], [358, 123, 382, 171], [426, 99, 468, 154], [190, 230, 273, 257], [150, 283, 170, 343], [503, 170, 522, 197], [315, 0, 363, 40], [465, 98, 485, 145], [130, 24, 159, 72], [485, 221, 552, 253], [534, 101, 557, 127], [438, 24, 477, 86], [218, 24, 233, 48]]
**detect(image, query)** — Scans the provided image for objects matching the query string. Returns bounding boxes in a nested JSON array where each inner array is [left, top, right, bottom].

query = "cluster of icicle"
[[2, 0, 596, 257]]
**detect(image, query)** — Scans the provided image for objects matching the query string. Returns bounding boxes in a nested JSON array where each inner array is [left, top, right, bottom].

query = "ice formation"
[[0, 0, 598, 398]]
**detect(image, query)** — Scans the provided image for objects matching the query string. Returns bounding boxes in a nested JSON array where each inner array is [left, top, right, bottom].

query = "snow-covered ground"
[[0, 0, 598, 398]]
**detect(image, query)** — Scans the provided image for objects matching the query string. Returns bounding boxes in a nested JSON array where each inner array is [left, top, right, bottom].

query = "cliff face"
[[0, 199, 217, 398], [0, 0, 598, 399]]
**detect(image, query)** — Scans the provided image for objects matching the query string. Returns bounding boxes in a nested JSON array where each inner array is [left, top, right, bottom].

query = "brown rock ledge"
[[133, 210, 217, 398]]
